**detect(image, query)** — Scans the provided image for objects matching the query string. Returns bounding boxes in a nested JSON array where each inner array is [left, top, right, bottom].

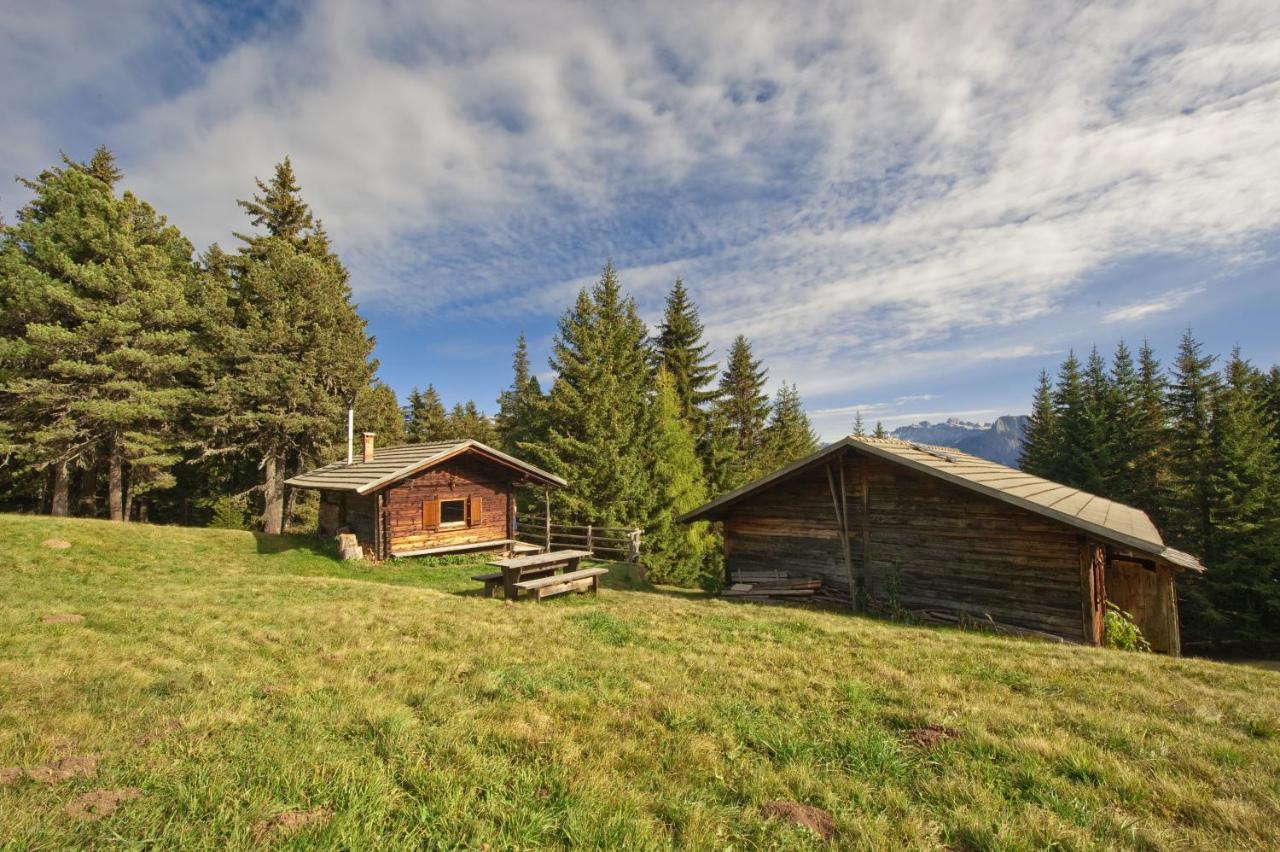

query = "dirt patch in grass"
[[40, 613, 85, 625], [761, 801, 835, 840], [906, 725, 960, 749], [41, 538, 72, 549], [258, 683, 287, 697], [253, 807, 332, 841], [64, 787, 142, 821], [25, 754, 98, 784], [0, 767, 22, 786]]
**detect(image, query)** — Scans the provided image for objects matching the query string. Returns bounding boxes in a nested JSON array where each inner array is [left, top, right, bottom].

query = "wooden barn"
[[286, 434, 566, 560], [679, 436, 1203, 653]]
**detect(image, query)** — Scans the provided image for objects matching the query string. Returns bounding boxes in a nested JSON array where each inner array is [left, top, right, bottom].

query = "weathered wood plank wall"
[[722, 449, 1087, 642], [383, 456, 512, 555]]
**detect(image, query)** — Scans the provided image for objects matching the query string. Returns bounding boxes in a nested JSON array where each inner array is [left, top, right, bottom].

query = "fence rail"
[[516, 514, 643, 562]]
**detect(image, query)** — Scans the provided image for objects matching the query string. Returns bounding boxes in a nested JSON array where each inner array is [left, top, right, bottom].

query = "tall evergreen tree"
[[495, 332, 546, 456], [357, 382, 404, 447], [852, 411, 866, 437], [712, 335, 771, 477], [1131, 340, 1171, 524], [444, 401, 500, 444], [1020, 370, 1057, 477], [1199, 349, 1280, 642], [404, 385, 448, 443], [203, 160, 374, 534], [1051, 350, 1104, 492], [0, 148, 199, 521], [873, 421, 888, 439], [654, 278, 717, 428], [1165, 330, 1219, 561], [532, 261, 654, 525], [761, 383, 818, 469], [643, 368, 712, 586], [1104, 341, 1143, 505]]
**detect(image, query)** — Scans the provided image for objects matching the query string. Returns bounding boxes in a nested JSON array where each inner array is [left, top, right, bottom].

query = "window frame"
[[438, 498, 467, 528]]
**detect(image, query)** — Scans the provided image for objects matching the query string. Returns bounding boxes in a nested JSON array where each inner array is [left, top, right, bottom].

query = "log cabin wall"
[[721, 449, 1088, 643], [382, 455, 512, 556]]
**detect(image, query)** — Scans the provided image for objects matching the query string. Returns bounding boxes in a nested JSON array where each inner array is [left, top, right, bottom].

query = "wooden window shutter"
[[468, 496, 482, 527], [423, 499, 440, 529]]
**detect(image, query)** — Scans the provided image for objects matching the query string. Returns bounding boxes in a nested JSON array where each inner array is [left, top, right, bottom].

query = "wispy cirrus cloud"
[[3, 0, 1279, 436]]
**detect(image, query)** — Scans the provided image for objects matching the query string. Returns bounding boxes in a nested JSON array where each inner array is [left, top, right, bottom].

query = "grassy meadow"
[[1, 514, 1279, 849]]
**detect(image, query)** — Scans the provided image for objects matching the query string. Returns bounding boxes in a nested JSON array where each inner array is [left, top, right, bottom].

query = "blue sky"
[[3, 0, 1278, 441]]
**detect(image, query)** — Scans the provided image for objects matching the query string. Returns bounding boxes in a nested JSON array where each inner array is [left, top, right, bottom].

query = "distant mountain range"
[[890, 416, 1029, 467]]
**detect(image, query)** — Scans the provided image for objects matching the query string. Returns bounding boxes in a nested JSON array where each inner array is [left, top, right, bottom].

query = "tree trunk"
[[262, 452, 285, 534], [50, 461, 70, 517], [108, 441, 124, 522], [76, 463, 97, 517], [124, 488, 135, 523], [283, 484, 298, 533]]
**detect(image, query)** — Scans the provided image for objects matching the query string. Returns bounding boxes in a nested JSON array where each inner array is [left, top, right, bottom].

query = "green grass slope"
[[1, 514, 1278, 849]]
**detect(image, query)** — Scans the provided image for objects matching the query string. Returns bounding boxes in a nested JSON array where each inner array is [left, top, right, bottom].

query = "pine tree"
[[1104, 341, 1142, 505], [1200, 349, 1280, 642], [204, 160, 374, 534], [495, 332, 546, 455], [1131, 340, 1171, 524], [761, 383, 818, 469], [404, 385, 448, 443], [532, 261, 654, 525], [873, 421, 888, 439], [357, 382, 404, 447], [713, 335, 771, 471], [0, 148, 199, 521], [643, 368, 712, 586], [1051, 350, 1104, 492], [1019, 370, 1057, 476], [444, 401, 500, 444], [1082, 345, 1114, 487], [654, 278, 717, 428], [1165, 330, 1219, 561], [852, 411, 866, 437]]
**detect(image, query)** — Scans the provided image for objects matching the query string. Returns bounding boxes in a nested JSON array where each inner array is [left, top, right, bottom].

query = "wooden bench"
[[515, 567, 609, 601], [471, 571, 506, 598], [482, 549, 595, 600]]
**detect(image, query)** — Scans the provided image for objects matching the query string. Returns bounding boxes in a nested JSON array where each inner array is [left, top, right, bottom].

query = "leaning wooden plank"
[[723, 588, 816, 597]]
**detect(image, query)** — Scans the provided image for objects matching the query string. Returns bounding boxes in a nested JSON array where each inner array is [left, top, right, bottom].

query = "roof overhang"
[[285, 440, 567, 494], [678, 438, 1205, 573]]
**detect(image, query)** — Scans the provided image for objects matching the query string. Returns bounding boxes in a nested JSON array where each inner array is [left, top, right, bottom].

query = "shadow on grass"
[[252, 532, 336, 558]]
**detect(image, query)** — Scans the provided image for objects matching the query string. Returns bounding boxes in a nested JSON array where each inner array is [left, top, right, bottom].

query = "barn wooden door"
[[1080, 542, 1107, 645]]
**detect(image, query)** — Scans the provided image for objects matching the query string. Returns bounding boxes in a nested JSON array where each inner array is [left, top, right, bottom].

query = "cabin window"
[[439, 498, 467, 527]]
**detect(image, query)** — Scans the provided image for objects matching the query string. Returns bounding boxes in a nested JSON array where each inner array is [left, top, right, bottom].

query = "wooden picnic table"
[[473, 549, 604, 601]]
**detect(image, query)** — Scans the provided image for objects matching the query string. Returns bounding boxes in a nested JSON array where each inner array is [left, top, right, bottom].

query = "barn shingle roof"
[[284, 440, 566, 494], [678, 435, 1203, 571]]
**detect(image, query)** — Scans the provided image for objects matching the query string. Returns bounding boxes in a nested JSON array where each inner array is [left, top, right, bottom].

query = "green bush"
[[204, 494, 249, 530], [1104, 602, 1152, 652]]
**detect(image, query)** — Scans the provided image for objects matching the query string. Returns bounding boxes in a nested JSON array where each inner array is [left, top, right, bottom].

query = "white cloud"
[[1102, 286, 1205, 324], [4, 0, 1279, 405]]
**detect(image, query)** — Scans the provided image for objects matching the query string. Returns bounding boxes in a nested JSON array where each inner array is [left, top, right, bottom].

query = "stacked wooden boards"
[[723, 570, 823, 602]]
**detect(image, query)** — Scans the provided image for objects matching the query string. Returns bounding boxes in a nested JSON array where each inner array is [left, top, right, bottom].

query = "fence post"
[[544, 489, 551, 553], [628, 528, 641, 563], [586, 524, 593, 554]]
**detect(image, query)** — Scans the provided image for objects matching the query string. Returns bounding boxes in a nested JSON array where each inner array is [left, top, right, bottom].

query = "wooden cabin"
[[285, 434, 566, 560], [679, 436, 1203, 654]]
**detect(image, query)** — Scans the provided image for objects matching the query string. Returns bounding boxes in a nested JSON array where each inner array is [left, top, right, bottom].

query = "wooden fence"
[[516, 514, 643, 562]]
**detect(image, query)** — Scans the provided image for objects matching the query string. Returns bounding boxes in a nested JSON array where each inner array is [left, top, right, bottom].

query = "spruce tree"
[[1082, 346, 1114, 486], [643, 368, 712, 586], [357, 382, 404, 447], [0, 148, 199, 521], [654, 278, 717, 428], [1165, 330, 1219, 561], [495, 332, 546, 455], [852, 411, 866, 437], [444, 401, 500, 444], [532, 261, 654, 525], [1104, 341, 1142, 505], [1020, 370, 1057, 477], [1132, 340, 1171, 524], [761, 383, 818, 469], [712, 335, 771, 477], [873, 421, 888, 439], [204, 160, 374, 534], [1051, 350, 1104, 492], [404, 386, 448, 442], [1201, 349, 1280, 642]]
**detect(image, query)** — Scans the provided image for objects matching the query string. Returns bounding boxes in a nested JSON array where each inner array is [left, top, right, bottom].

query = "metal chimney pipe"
[[347, 405, 354, 465]]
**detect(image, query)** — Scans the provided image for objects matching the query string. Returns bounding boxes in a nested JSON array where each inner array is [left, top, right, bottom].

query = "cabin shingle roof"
[[678, 435, 1203, 571], [284, 439, 566, 494]]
